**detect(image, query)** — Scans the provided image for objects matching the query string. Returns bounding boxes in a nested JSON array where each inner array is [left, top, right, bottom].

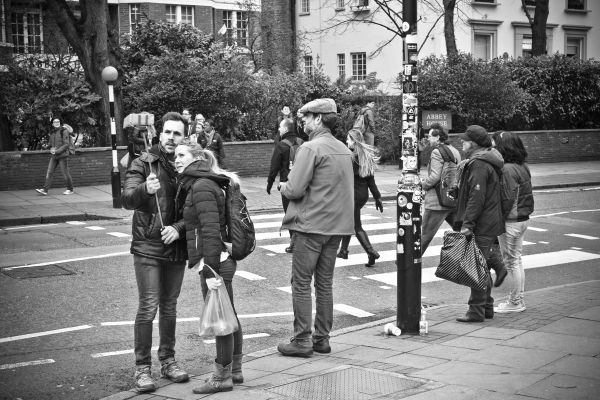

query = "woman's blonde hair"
[[178, 139, 240, 185], [347, 128, 377, 178]]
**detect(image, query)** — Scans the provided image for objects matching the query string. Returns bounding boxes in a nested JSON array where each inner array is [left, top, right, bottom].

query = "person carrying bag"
[[435, 231, 488, 291]]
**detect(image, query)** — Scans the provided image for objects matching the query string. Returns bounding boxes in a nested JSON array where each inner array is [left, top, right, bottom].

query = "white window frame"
[[335, 0, 345, 10], [566, 0, 586, 11], [351, 52, 366, 81], [469, 20, 501, 60], [181, 6, 194, 25], [235, 11, 248, 47], [563, 25, 590, 59], [129, 4, 141, 32], [10, 8, 43, 54], [337, 53, 346, 80], [512, 22, 556, 58], [301, 0, 310, 14], [304, 55, 313, 77], [166, 5, 194, 25]]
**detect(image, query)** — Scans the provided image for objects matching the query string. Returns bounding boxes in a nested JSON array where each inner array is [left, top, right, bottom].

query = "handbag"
[[435, 231, 488, 291], [198, 264, 239, 337]]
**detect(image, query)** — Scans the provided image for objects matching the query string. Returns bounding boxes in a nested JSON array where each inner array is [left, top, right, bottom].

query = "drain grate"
[[266, 366, 425, 400], [2, 264, 75, 279]]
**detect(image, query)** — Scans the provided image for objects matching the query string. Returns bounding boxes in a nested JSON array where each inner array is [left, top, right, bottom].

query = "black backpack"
[[435, 145, 458, 209], [223, 179, 256, 261]]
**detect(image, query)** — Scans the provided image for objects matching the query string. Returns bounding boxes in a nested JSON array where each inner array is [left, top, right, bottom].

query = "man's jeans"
[[467, 235, 495, 319], [291, 232, 341, 344], [43, 156, 73, 191], [421, 209, 455, 254], [134, 255, 186, 366], [498, 220, 529, 305]]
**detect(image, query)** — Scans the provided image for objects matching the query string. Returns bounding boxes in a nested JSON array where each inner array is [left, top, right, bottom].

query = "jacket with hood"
[[49, 127, 71, 159], [422, 143, 461, 211], [455, 147, 505, 238], [121, 145, 187, 262], [176, 160, 229, 277], [280, 127, 354, 235], [267, 130, 301, 192], [502, 163, 534, 221], [352, 158, 381, 206]]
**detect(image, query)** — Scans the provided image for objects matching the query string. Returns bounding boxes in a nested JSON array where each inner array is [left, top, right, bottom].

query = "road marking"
[[565, 233, 599, 240], [238, 311, 293, 319], [365, 250, 600, 286], [3, 251, 130, 270], [235, 270, 267, 280], [0, 325, 94, 343], [85, 226, 105, 231], [527, 227, 547, 232], [3, 223, 58, 231], [334, 304, 374, 318], [0, 359, 55, 370], [571, 247, 582, 250], [66, 221, 86, 225], [348, 276, 361, 280], [256, 222, 396, 241], [107, 232, 131, 238], [91, 346, 158, 358], [379, 286, 392, 290], [539, 241, 549, 244], [251, 213, 285, 221], [204, 333, 269, 344], [253, 215, 378, 230]]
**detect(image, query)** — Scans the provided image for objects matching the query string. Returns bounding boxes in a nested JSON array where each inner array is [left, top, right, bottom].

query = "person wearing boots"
[[267, 118, 302, 253], [337, 128, 384, 267], [174, 140, 244, 394]]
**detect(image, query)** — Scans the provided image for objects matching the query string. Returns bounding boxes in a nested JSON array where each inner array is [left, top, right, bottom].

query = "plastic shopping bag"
[[198, 264, 239, 337], [435, 231, 488, 291]]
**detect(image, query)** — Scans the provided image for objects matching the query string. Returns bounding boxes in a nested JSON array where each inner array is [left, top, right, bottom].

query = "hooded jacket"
[[49, 127, 71, 159], [176, 160, 229, 274], [502, 163, 534, 221], [422, 143, 461, 211], [455, 147, 505, 237], [121, 145, 187, 262]]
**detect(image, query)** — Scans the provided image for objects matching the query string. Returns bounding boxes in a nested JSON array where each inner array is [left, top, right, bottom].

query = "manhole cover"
[[266, 366, 425, 400], [2, 264, 75, 279]]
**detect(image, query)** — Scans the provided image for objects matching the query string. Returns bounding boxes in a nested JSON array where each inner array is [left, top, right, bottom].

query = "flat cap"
[[298, 98, 337, 114], [458, 125, 492, 147]]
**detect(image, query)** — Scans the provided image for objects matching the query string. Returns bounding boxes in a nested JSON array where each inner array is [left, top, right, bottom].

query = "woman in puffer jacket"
[[173, 139, 243, 394], [491, 131, 534, 314]]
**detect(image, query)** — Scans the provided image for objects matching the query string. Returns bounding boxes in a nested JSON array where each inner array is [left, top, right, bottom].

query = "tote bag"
[[435, 231, 488, 291]]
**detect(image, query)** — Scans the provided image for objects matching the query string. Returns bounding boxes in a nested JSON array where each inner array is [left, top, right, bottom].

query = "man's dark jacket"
[[121, 145, 187, 261], [267, 131, 300, 192]]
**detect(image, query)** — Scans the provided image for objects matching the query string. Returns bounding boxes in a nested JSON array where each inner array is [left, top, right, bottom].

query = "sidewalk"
[[102, 279, 600, 400], [0, 161, 599, 227]]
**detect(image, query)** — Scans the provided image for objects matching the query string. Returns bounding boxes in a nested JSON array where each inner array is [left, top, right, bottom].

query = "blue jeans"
[[43, 156, 73, 191], [421, 209, 455, 254], [133, 255, 186, 366], [498, 220, 529, 305], [291, 232, 341, 344]]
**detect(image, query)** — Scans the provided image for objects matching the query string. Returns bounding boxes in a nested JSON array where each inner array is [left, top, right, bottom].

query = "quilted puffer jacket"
[[175, 160, 229, 274], [121, 145, 187, 262]]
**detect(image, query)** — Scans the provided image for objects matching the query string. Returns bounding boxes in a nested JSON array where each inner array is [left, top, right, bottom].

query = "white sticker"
[[397, 243, 404, 253], [397, 195, 408, 207]]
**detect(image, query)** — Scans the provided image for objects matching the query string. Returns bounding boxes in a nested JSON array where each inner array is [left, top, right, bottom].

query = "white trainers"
[[494, 301, 526, 313], [35, 188, 48, 196], [63, 190, 74, 195]]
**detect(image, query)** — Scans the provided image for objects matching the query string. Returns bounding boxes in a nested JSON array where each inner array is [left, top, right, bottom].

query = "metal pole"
[[102, 66, 121, 209], [396, 0, 422, 334]]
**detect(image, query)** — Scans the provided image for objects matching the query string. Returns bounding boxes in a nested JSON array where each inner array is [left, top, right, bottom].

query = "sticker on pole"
[[397, 195, 408, 207]]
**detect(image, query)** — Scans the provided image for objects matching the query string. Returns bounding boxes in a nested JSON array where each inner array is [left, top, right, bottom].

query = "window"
[[523, 0, 535, 6], [474, 34, 492, 60], [356, 0, 369, 6], [521, 36, 532, 58], [567, 0, 585, 10], [566, 37, 582, 58], [236, 11, 248, 46], [129, 4, 141, 32], [166, 5, 176, 23], [351, 52, 366, 81], [223, 11, 233, 45], [166, 5, 194, 25], [181, 6, 193, 25], [563, 25, 590, 59], [335, 0, 345, 9], [304, 56, 313, 76], [470, 20, 500, 60], [337, 53, 346, 80], [11, 12, 42, 54], [301, 0, 310, 14]]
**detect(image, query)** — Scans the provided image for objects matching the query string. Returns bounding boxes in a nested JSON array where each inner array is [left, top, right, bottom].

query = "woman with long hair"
[[337, 128, 383, 267], [492, 131, 534, 313], [174, 139, 243, 394]]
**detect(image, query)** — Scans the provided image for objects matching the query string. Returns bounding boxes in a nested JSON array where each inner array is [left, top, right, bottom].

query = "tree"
[[45, 0, 122, 145], [521, 0, 549, 56], [443, 0, 458, 58]]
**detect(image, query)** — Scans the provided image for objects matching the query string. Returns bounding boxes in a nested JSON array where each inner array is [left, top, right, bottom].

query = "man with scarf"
[[121, 112, 189, 393], [453, 125, 505, 323], [277, 98, 354, 357]]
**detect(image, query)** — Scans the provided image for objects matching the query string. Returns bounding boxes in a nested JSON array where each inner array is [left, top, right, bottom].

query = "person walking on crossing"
[[277, 98, 354, 357], [336, 128, 384, 267]]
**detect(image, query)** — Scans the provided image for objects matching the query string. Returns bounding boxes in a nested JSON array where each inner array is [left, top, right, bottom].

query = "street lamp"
[[101, 66, 121, 208]]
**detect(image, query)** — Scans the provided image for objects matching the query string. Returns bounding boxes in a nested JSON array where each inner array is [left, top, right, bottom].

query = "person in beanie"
[[121, 112, 189, 393], [453, 125, 505, 323], [267, 118, 302, 253], [277, 98, 354, 357]]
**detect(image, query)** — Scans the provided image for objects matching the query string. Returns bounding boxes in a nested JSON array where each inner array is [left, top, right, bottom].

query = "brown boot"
[[232, 354, 243, 384], [192, 361, 233, 394]]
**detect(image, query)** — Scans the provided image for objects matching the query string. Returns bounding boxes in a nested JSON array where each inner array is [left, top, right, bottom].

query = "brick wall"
[[1, 130, 598, 191]]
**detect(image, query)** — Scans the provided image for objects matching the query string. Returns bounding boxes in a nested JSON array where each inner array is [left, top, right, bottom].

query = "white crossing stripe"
[[256, 222, 396, 241], [565, 233, 599, 240], [66, 221, 86, 225], [333, 304, 374, 318], [91, 346, 158, 358], [379, 286, 392, 290], [107, 232, 131, 238], [85, 226, 105, 231], [204, 333, 269, 344], [253, 215, 378, 230], [3, 223, 58, 231], [528, 227, 547, 232], [0, 359, 55, 370], [251, 213, 285, 221], [365, 250, 600, 286], [235, 270, 266, 280], [277, 286, 292, 294], [0, 325, 94, 343]]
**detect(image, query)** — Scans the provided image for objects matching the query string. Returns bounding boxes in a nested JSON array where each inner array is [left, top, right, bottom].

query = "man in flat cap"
[[277, 98, 354, 357], [453, 125, 505, 323]]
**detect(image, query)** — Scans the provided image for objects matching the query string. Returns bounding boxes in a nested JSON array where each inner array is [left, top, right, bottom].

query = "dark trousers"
[[466, 235, 495, 319], [43, 156, 73, 191]]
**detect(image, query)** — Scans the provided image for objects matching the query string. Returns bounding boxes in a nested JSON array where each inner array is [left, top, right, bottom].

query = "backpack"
[[435, 144, 458, 208], [352, 109, 368, 134], [281, 138, 300, 169], [223, 179, 256, 261], [475, 158, 514, 218]]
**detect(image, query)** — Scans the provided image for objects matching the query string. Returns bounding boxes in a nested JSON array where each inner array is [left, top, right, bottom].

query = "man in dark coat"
[[454, 125, 505, 323], [121, 112, 189, 393], [197, 119, 225, 167]]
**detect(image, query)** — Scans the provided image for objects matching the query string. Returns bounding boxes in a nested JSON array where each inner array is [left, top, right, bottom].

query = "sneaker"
[[313, 338, 331, 354], [160, 360, 189, 383], [63, 190, 74, 195], [134, 366, 157, 393], [35, 188, 48, 196], [277, 338, 313, 358], [494, 301, 526, 313]]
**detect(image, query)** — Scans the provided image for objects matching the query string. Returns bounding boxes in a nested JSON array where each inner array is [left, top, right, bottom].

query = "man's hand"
[[460, 228, 473, 238], [50, 147, 56, 155], [266, 183, 272, 195], [146, 173, 160, 194], [205, 277, 222, 290], [375, 198, 384, 213], [161, 226, 180, 244]]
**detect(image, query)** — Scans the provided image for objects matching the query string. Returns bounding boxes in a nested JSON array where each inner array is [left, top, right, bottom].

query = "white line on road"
[[203, 333, 269, 344], [91, 346, 158, 358], [253, 215, 378, 230], [256, 222, 396, 241], [527, 227, 547, 232], [235, 270, 267, 280], [565, 233, 599, 240], [85, 226, 105, 231], [3, 223, 58, 231], [66, 221, 87, 225], [106, 232, 131, 238], [0, 359, 55, 370], [333, 304, 374, 318], [251, 213, 285, 221], [3, 251, 130, 270], [0, 325, 94, 343]]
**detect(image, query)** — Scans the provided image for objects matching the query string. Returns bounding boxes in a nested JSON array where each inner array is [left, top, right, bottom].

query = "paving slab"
[[457, 345, 567, 370], [238, 372, 298, 389], [408, 343, 480, 360], [331, 329, 429, 352], [537, 317, 600, 338], [400, 384, 535, 400], [502, 331, 600, 356], [242, 355, 311, 373], [538, 354, 600, 379], [429, 321, 484, 336], [384, 353, 450, 369], [517, 373, 600, 400], [465, 327, 528, 340], [333, 345, 404, 363], [569, 306, 600, 322], [439, 336, 502, 350]]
